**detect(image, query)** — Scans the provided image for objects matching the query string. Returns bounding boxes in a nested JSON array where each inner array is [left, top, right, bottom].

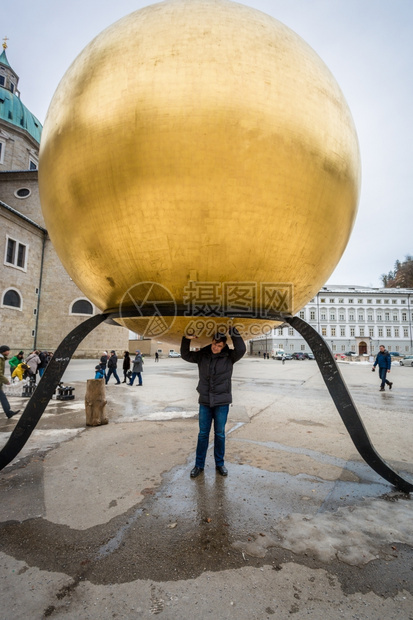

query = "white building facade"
[[250, 285, 413, 357]]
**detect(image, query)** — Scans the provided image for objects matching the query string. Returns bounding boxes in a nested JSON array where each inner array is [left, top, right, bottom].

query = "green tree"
[[381, 255, 413, 288]]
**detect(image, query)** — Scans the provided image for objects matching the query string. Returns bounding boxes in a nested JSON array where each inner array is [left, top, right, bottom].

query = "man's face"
[[2, 350, 10, 359], [379, 346, 385, 352], [211, 340, 225, 354]]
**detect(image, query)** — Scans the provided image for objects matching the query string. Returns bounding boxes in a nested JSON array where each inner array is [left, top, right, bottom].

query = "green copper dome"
[[0, 48, 42, 144]]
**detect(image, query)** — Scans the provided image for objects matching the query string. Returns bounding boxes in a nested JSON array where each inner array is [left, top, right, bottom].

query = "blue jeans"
[[130, 371, 142, 386], [106, 368, 121, 384], [379, 367, 391, 389], [195, 404, 229, 468], [0, 387, 11, 416]]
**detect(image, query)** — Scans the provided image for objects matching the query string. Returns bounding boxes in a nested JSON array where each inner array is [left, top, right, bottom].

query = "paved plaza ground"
[[0, 355, 412, 619]]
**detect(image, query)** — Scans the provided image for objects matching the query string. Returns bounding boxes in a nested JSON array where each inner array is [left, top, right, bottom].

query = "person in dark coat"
[[122, 351, 131, 383], [129, 351, 144, 386], [38, 350, 51, 378], [373, 345, 392, 391], [106, 350, 121, 385], [181, 326, 246, 478]]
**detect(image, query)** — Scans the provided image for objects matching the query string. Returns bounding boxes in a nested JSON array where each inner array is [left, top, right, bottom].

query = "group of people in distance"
[[0, 346, 52, 419], [95, 350, 144, 386]]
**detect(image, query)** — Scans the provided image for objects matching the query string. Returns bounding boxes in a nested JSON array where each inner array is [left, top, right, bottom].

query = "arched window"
[[2, 288, 22, 309], [71, 299, 93, 315]]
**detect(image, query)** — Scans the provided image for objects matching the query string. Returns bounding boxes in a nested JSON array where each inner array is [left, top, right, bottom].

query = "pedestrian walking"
[[0, 345, 20, 419], [129, 350, 144, 386], [106, 350, 121, 384], [122, 351, 131, 383], [181, 326, 246, 478], [155, 351, 159, 362], [372, 345, 392, 391]]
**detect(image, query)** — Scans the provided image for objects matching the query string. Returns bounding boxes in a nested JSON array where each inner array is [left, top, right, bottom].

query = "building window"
[[394, 328, 399, 337], [70, 299, 94, 315], [358, 314, 364, 322], [338, 298, 344, 303], [14, 187, 31, 199], [349, 313, 354, 321], [339, 313, 345, 321], [401, 300, 406, 304], [386, 328, 391, 337], [320, 298, 326, 303], [385, 312, 390, 321], [367, 314, 373, 322], [358, 299, 363, 304], [378, 327, 383, 337], [0, 138, 5, 164], [348, 299, 354, 304], [2, 288, 22, 310], [300, 344, 305, 351], [321, 327, 327, 336], [329, 298, 335, 303], [341, 345, 346, 352], [321, 312, 326, 320], [376, 299, 381, 304], [278, 328, 283, 336], [402, 313, 407, 321], [4, 236, 28, 270], [369, 327, 374, 337], [367, 299, 373, 304], [330, 314, 336, 321], [392, 300, 397, 304], [340, 327, 345, 337], [332, 344, 336, 351], [384, 299, 389, 304], [331, 327, 336, 337], [350, 327, 355, 336], [288, 328, 294, 336], [359, 328, 364, 337], [299, 311, 305, 319], [404, 328, 409, 338], [29, 158, 38, 170], [377, 313, 382, 321]]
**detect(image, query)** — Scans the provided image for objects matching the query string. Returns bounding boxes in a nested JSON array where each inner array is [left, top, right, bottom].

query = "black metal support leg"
[[0, 313, 109, 471], [286, 316, 413, 493]]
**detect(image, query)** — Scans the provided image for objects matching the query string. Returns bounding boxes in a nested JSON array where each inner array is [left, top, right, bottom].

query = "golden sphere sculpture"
[[39, 0, 361, 345]]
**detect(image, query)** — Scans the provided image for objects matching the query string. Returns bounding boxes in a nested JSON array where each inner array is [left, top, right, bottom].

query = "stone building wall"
[[0, 124, 39, 172], [0, 171, 44, 226], [0, 202, 44, 353]]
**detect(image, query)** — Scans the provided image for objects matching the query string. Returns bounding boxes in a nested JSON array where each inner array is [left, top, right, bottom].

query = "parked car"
[[307, 353, 315, 360], [168, 351, 181, 358], [389, 352, 403, 358], [283, 353, 293, 360], [399, 355, 413, 366], [292, 352, 306, 360], [343, 351, 357, 356], [272, 350, 286, 360]]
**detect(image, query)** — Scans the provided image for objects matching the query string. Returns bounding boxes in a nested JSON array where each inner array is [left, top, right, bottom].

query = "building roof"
[[0, 49, 11, 68], [0, 85, 42, 144]]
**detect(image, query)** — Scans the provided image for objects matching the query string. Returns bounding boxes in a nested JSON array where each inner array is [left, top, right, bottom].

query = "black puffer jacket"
[[180, 328, 246, 406]]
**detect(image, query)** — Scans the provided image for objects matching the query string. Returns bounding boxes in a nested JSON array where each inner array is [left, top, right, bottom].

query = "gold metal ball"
[[39, 0, 360, 344]]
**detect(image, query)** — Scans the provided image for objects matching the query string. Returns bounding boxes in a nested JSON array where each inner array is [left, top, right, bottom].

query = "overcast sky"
[[3, 0, 412, 288]]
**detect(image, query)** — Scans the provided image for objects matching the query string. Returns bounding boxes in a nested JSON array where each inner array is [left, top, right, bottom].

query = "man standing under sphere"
[[181, 326, 246, 478]]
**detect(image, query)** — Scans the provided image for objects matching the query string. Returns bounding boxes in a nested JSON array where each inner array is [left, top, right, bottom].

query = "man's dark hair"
[[213, 333, 227, 344]]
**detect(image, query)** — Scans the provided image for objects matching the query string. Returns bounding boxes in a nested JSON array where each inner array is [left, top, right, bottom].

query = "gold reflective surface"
[[39, 0, 361, 345]]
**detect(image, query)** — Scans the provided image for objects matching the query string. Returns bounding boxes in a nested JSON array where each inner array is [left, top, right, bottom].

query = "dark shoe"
[[7, 410, 20, 419], [190, 466, 204, 478], [216, 465, 228, 476], [115, 382, 121, 385], [379, 387, 385, 392], [137, 384, 142, 387], [122, 380, 126, 383], [389, 382, 393, 390]]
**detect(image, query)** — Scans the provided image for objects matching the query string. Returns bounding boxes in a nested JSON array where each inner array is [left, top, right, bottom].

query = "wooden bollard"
[[85, 379, 108, 426]]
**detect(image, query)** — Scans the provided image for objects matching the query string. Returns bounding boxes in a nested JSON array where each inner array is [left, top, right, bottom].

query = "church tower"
[[0, 40, 42, 171]]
